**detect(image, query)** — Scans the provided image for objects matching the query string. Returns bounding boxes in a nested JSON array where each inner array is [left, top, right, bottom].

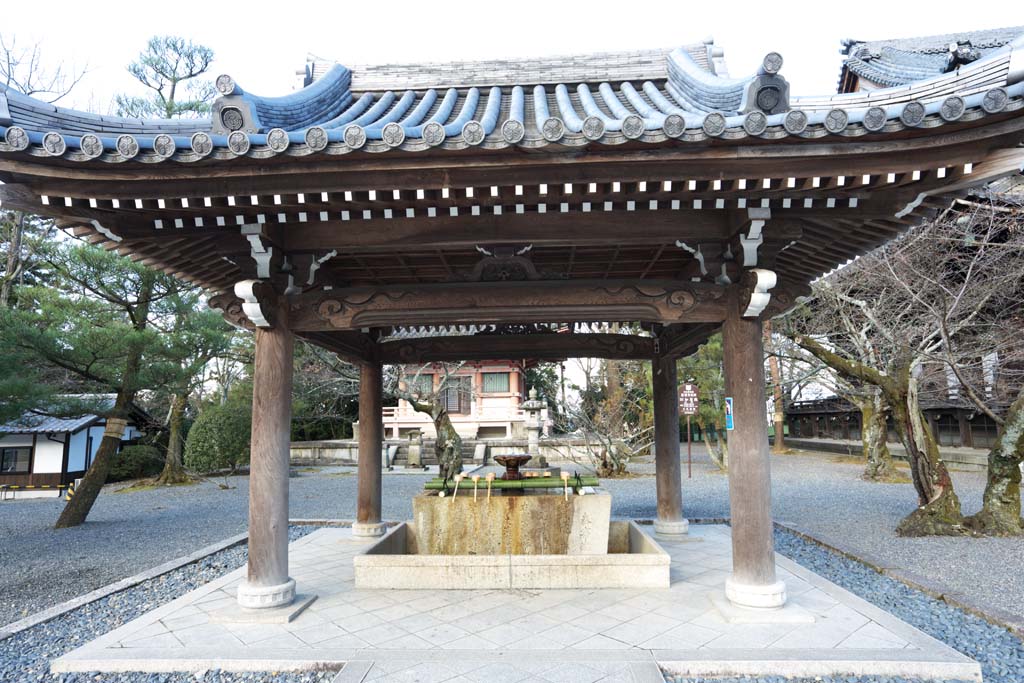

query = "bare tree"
[[551, 365, 651, 477], [389, 364, 469, 481], [785, 201, 1024, 536], [0, 34, 85, 103]]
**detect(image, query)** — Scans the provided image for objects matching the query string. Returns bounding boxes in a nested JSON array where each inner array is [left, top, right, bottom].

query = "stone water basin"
[[353, 491, 670, 589]]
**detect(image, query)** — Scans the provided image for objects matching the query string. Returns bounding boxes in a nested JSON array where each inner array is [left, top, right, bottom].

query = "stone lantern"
[[521, 387, 548, 467]]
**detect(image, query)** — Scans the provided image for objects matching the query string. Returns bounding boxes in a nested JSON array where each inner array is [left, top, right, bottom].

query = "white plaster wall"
[[33, 436, 65, 473]]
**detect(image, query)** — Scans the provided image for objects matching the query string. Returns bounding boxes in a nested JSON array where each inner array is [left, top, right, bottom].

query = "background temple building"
[[385, 361, 552, 440]]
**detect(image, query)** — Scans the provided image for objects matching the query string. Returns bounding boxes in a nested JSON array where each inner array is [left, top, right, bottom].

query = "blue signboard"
[[725, 397, 734, 431]]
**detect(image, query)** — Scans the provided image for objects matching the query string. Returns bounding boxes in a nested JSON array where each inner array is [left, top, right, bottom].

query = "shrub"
[[184, 401, 251, 474], [107, 444, 163, 482]]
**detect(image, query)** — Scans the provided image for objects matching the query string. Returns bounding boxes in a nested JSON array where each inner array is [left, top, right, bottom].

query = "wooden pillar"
[[238, 316, 296, 609], [354, 360, 385, 537], [653, 355, 688, 536], [722, 297, 786, 609], [958, 412, 973, 449]]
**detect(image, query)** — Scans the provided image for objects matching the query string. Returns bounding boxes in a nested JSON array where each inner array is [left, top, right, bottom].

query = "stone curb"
[[0, 532, 248, 643], [774, 519, 1024, 639], [0, 518, 360, 643]]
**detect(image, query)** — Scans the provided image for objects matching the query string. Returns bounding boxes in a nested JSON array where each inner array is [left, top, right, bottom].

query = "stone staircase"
[[390, 440, 480, 467]]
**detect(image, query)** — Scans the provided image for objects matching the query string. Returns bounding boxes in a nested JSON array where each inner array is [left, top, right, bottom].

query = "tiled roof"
[[0, 413, 99, 434], [1, 35, 1023, 164], [843, 26, 1024, 87]]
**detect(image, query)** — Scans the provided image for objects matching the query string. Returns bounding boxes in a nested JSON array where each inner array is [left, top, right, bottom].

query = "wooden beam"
[[288, 279, 730, 332], [376, 332, 657, 363]]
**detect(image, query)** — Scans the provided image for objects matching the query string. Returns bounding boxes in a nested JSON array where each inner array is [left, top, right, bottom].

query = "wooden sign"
[[678, 383, 699, 415]]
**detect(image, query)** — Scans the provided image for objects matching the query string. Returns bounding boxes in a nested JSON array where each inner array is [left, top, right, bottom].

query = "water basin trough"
[[354, 491, 670, 590]]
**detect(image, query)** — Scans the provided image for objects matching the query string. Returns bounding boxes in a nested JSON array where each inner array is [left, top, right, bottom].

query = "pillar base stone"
[[725, 575, 787, 609], [237, 577, 296, 609], [352, 522, 388, 537], [653, 518, 690, 537]]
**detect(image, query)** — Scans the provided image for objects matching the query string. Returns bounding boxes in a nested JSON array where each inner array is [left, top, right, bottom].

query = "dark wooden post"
[[722, 294, 786, 609], [354, 360, 385, 537], [958, 412, 973, 448], [653, 355, 688, 536], [238, 307, 296, 609]]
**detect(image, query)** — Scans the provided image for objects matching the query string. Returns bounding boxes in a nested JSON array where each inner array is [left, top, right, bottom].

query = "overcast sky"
[[5, 1, 1019, 112]]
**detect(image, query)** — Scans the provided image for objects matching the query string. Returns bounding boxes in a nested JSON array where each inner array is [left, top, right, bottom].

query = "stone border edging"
[[773, 519, 1024, 639], [0, 518, 360, 643], [0, 531, 248, 643]]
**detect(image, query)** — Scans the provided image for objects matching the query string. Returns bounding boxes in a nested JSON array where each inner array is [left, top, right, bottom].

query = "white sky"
[[5, 0, 1018, 112]]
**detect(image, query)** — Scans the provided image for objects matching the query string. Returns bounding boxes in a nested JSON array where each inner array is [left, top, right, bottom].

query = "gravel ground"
[[1, 449, 1021, 636], [0, 525, 338, 683]]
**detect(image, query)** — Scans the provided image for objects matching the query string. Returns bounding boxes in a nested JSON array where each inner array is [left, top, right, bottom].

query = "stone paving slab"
[[50, 525, 981, 681]]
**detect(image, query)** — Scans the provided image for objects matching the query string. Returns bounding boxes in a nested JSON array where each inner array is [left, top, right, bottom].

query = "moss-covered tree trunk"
[[892, 363, 964, 536], [860, 392, 896, 481], [406, 398, 463, 482], [794, 336, 963, 536], [55, 272, 154, 529], [701, 421, 728, 471], [432, 406, 463, 482], [155, 392, 189, 485], [964, 391, 1024, 536]]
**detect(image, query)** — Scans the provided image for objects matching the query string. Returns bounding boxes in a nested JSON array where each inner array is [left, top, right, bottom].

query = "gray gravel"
[[607, 447, 1024, 626], [0, 525, 338, 682]]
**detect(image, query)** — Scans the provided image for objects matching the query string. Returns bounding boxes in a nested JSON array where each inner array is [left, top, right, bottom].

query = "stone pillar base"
[[653, 518, 690, 537], [352, 521, 387, 537], [237, 577, 296, 609], [725, 575, 787, 609]]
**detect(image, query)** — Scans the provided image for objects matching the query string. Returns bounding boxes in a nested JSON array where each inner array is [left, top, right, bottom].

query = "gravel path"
[[1, 449, 1021, 636]]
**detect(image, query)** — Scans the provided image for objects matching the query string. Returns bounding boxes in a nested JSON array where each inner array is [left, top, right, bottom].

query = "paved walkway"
[[52, 525, 979, 682]]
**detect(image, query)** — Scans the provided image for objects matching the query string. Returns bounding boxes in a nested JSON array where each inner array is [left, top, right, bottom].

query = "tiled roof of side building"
[[1, 35, 1023, 163], [842, 25, 1024, 88]]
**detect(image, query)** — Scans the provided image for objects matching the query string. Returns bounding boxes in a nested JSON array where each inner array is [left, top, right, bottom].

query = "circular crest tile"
[[762, 52, 784, 74], [621, 115, 645, 139], [662, 113, 686, 138], [939, 96, 965, 122], [462, 120, 485, 145], [900, 101, 926, 127], [824, 109, 848, 133], [343, 125, 366, 149], [422, 121, 446, 146], [542, 117, 565, 142], [267, 128, 290, 153], [743, 111, 768, 136], [305, 126, 329, 151], [228, 131, 251, 155], [116, 134, 140, 159], [702, 113, 726, 137], [4, 126, 29, 151], [190, 132, 213, 157], [582, 116, 605, 141], [215, 74, 236, 95], [783, 110, 808, 135], [382, 122, 405, 147], [862, 106, 887, 132], [42, 132, 66, 156], [153, 134, 176, 158], [982, 87, 1008, 114], [501, 119, 525, 144], [79, 134, 103, 159]]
